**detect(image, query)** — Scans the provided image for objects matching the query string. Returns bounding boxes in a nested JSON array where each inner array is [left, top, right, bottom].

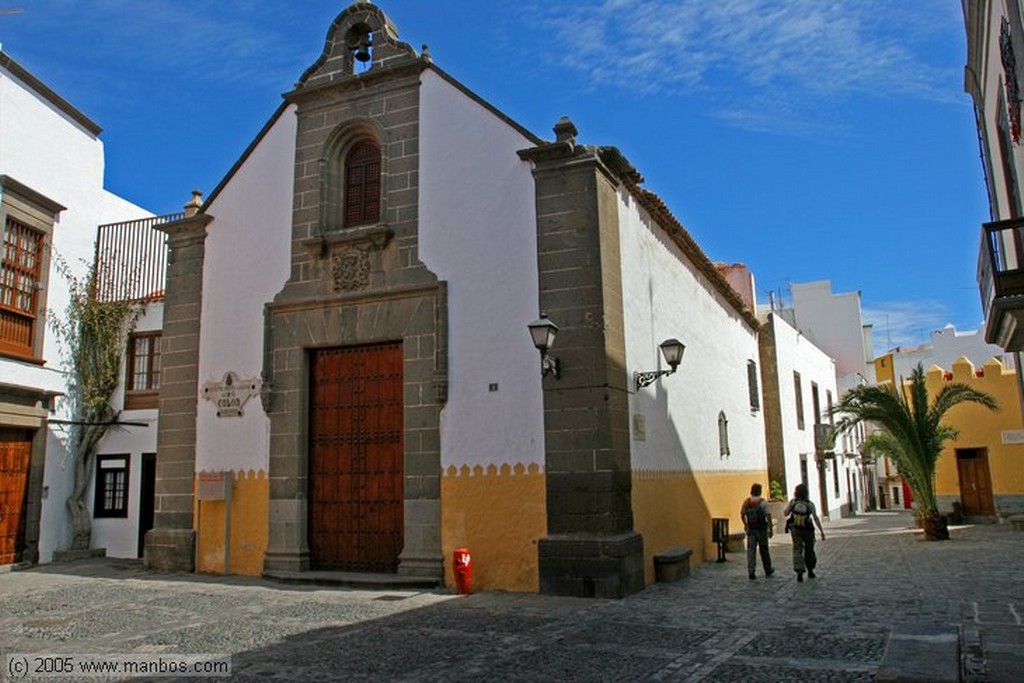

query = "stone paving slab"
[[0, 511, 1021, 681]]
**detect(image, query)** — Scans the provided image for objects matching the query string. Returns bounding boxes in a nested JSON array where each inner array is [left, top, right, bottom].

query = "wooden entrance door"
[[308, 343, 404, 572], [0, 429, 32, 565], [957, 448, 996, 516]]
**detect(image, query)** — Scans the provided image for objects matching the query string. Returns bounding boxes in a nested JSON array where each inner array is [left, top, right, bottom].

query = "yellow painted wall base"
[[441, 463, 546, 592], [194, 470, 269, 576], [633, 469, 770, 584]]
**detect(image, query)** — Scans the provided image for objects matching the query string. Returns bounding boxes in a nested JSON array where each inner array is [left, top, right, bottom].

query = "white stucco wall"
[[765, 312, 849, 515], [967, 1, 1024, 224], [417, 69, 544, 468], [2, 57, 152, 563], [619, 189, 766, 474], [0, 63, 152, 366], [787, 281, 872, 381], [86, 303, 162, 558], [195, 107, 297, 474], [887, 324, 1010, 381]]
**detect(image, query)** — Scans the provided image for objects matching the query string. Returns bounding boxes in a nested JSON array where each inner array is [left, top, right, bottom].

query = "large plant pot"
[[921, 511, 950, 541], [769, 501, 787, 534]]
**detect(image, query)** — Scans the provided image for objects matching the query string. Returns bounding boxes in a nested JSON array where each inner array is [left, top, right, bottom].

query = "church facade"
[[137, 3, 768, 597]]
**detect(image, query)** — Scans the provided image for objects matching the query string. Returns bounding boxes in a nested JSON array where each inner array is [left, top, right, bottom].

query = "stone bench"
[[875, 623, 960, 683], [653, 547, 693, 582], [1009, 514, 1024, 531], [726, 532, 746, 554]]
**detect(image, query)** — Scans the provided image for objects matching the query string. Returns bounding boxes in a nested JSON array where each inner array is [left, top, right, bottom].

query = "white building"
[[774, 280, 876, 391], [758, 311, 858, 520], [87, 3, 772, 598], [964, 0, 1024, 404], [0, 50, 151, 565], [878, 323, 1010, 384], [766, 280, 875, 512]]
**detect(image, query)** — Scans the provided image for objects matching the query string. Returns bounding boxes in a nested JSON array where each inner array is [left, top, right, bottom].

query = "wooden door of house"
[[0, 429, 31, 565], [308, 343, 404, 572], [957, 448, 996, 516]]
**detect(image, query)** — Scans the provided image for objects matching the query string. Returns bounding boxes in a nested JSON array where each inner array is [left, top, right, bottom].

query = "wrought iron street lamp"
[[634, 338, 685, 390], [527, 314, 560, 379]]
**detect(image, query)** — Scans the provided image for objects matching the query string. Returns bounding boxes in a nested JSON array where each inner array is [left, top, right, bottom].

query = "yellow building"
[[927, 358, 1024, 519], [871, 353, 912, 510]]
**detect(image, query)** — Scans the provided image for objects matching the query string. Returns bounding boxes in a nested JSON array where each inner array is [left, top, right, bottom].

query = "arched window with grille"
[[344, 140, 381, 227]]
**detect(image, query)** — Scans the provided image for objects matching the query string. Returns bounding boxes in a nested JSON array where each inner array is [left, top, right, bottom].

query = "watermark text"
[[5, 654, 231, 679]]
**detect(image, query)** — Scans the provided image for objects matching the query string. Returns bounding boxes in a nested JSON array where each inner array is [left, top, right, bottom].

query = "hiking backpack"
[[742, 498, 767, 531], [790, 500, 813, 530]]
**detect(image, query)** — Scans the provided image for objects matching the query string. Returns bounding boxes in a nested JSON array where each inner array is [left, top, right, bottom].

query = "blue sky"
[[1, 1, 986, 355]]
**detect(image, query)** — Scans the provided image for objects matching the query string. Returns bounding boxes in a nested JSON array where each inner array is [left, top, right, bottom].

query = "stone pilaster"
[[759, 314, 787, 493], [519, 120, 643, 598], [144, 211, 212, 572]]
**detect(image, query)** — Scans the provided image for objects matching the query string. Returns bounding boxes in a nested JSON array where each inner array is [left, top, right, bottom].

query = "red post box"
[[453, 548, 472, 594]]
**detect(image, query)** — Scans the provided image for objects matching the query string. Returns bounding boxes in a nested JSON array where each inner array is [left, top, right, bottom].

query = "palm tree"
[[832, 363, 998, 540]]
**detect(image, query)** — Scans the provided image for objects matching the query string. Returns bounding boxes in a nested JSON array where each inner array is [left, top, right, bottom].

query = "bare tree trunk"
[[64, 408, 116, 552], [66, 497, 92, 551]]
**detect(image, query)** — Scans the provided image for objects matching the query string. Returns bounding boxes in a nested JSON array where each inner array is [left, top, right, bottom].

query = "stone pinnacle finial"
[[184, 189, 203, 217], [554, 116, 578, 143]]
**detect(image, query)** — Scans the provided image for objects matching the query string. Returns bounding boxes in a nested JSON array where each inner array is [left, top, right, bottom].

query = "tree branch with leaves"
[[50, 253, 142, 552]]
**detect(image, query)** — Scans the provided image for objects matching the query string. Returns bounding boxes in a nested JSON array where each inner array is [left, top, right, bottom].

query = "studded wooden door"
[[957, 449, 996, 517], [309, 342, 404, 572], [0, 429, 31, 565]]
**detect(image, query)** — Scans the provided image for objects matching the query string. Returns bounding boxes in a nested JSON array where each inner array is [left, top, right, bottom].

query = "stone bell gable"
[[297, 2, 419, 87], [262, 3, 446, 579]]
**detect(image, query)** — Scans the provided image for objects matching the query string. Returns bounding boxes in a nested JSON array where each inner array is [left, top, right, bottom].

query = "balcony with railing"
[[93, 213, 183, 303], [982, 217, 1024, 350]]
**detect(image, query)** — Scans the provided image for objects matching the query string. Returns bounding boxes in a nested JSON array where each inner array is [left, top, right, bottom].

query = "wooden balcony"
[[983, 217, 1024, 350], [94, 213, 183, 303]]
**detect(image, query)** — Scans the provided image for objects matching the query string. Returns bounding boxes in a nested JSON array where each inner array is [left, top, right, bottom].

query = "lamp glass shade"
[[659, 338, 685, 370], [528, 316, 558, 351]]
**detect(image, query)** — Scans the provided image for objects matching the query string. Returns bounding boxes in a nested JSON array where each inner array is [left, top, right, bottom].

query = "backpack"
[[790, 500, 813, 530], [742, 498, 767, 531]]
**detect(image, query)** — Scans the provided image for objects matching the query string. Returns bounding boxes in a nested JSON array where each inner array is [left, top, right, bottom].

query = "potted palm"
[[831, 363, 997, 540]]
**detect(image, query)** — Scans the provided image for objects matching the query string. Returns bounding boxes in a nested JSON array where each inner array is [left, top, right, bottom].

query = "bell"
[[352, 34, 372, 63]]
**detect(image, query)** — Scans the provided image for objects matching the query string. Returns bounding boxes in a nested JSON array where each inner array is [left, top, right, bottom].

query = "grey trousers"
[[746, 530, 773, 574], [792, 528, 817, 573]]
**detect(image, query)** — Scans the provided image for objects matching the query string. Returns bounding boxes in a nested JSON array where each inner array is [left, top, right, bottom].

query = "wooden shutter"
[[344, 142, 381, 227]]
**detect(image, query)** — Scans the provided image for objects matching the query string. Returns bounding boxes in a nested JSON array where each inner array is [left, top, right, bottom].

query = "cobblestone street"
[[1, 511, 1021, 681]]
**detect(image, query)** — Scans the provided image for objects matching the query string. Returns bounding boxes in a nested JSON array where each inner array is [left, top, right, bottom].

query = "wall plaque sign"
[[201, 371, 261, 418], [632, 413, 646, 441], [1001, 429, 1024, 445], [197, 471, 227, 500]]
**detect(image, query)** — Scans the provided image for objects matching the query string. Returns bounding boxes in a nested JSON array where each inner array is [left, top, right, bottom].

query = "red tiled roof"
[[621, 175, 760, 330]]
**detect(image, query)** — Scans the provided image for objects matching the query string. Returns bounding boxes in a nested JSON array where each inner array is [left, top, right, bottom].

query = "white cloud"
[[13, 1, 318, 92], [862, 300, 959, 357], [534, 0, 961, 133]]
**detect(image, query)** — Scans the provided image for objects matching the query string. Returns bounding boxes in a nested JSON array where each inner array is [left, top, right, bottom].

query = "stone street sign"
[[201, 371, 261, 418]]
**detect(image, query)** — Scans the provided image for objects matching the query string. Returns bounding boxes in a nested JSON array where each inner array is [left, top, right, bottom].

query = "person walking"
[[784, 483, 826, 582], [741, 483, 774, 580]]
